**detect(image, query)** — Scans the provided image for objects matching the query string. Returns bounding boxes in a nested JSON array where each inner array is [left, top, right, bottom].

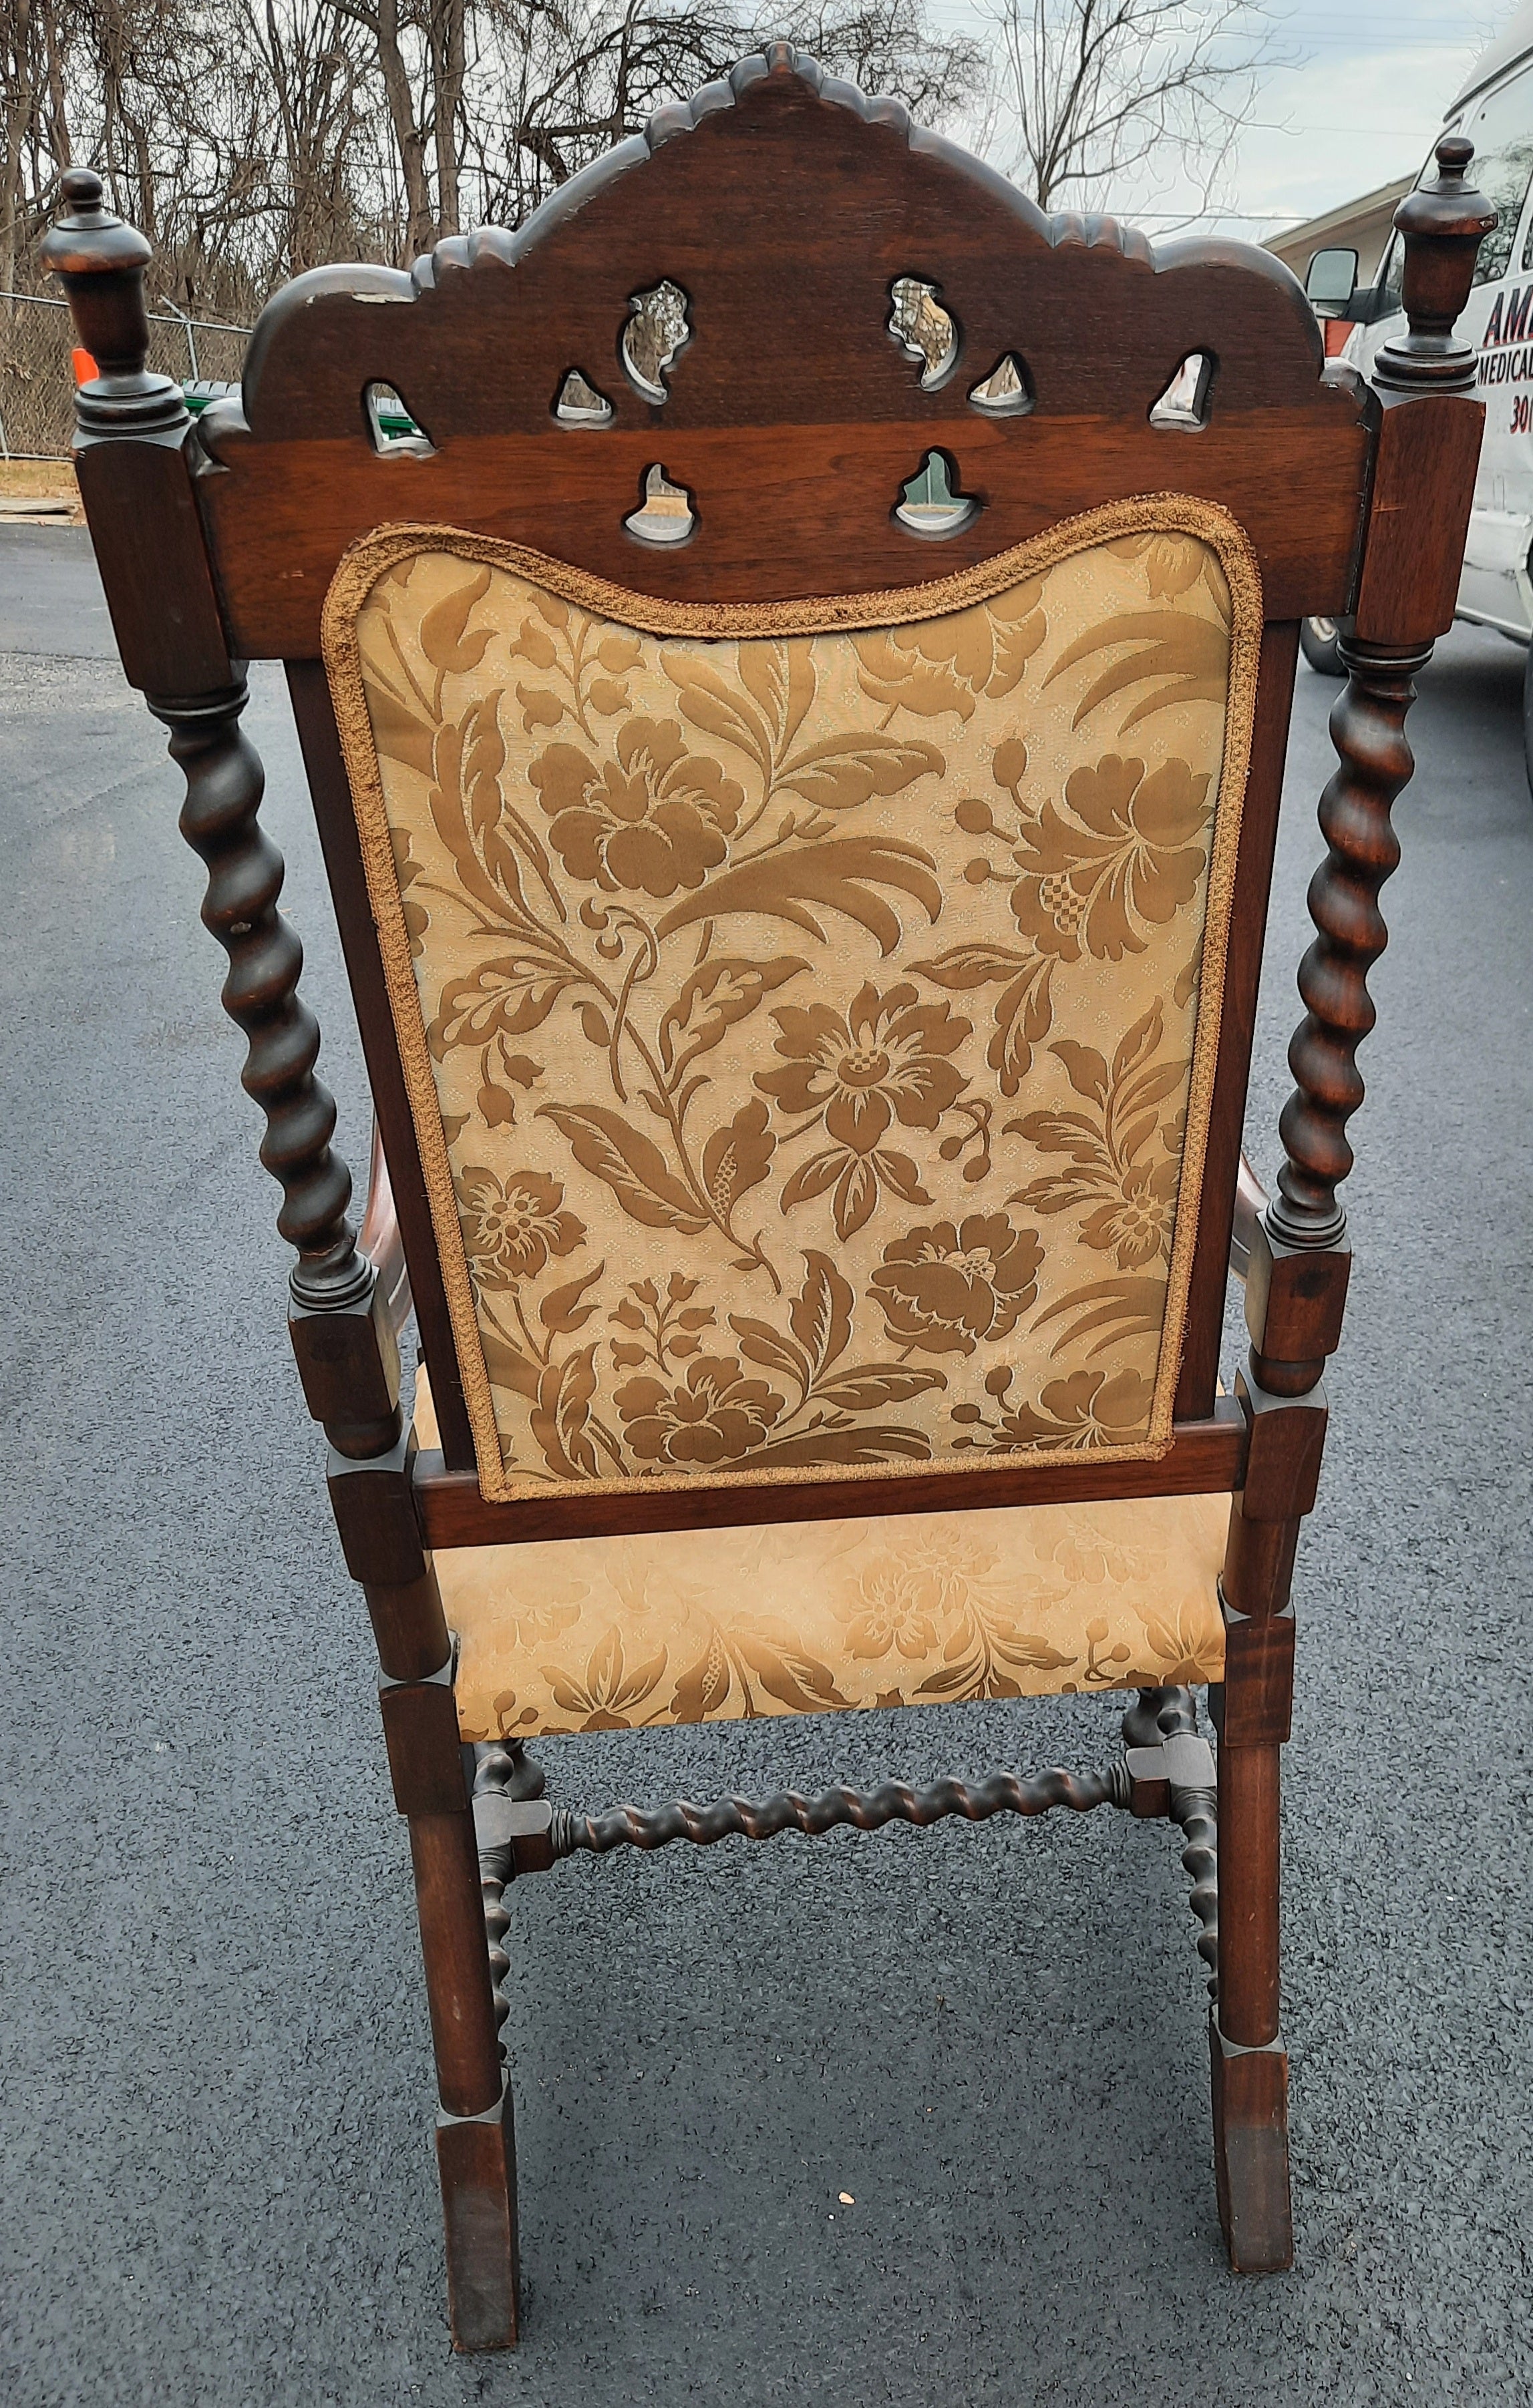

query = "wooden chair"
[[42, 51, 1491, 2351]]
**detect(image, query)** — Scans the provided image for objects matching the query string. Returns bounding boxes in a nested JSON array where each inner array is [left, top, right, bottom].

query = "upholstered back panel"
[[325, 496, 1259, 1504]]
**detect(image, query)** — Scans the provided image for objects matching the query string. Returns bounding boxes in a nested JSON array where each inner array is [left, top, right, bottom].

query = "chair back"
[[53, 45, 1474, 1539], [323, 503, 1257, 1508]]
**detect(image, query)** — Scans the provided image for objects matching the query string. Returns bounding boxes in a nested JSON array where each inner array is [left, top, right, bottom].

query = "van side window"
[[1377, 232, 1405, 316], [1464, 88, 1533, 285]]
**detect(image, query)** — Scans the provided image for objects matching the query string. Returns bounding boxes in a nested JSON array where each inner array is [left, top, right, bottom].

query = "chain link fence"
[[1, 291, 249, 459]]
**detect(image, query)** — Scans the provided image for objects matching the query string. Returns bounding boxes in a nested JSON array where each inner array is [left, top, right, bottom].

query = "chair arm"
[[1228, 1151, 1268, 1284], [360, 1120, 413, 1335]]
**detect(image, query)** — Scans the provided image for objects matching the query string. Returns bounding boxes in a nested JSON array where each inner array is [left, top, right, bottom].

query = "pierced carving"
[[624, 461, 695, 544], [554, 369, 614, 426], [1268, 639, 1429, 1247], [894, 448, 977, 537], [1150, 351, 1214, 429], [888, 275, 958, 389], [365, 381, 434, 455], [968, 352, 1034, 415], [148, 684, 365, 1308], [621, 280, 690, 402]]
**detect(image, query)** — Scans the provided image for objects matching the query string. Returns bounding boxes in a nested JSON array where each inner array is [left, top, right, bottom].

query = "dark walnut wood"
[[407, 1809, 504, 2116], [1267, 639, 1429, 1250], [413, 1402, 1246, 1550], [542, 1761, 1130, 1857], [1373, 134, 1498, 395], [150, 688, 367, 1312], [1272, 134, 1491, 1253], [1210, 2021, 1293, 2273], [192, 48, 1373, 652], [41, 169, 369, 1321], [41, 45, 1498, 2349], [1153, 1690, 1220, 1997], [435, 2099, 519, 2353]]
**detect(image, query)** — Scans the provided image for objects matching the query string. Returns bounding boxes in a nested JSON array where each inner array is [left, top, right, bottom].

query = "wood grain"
[[1351, 394, 1484, 644], [1216, 1741, 1281, 2047], [1269, 638, 1429, 1249], [1210, 2024, 1293, 2272], [407, 1810, 505, 2116], [1218, 1613, 1295, 1746], [194, 55, 1373, 653], [414, 1403, 1246, 1549], [202, 415, 1371, 655], [436, 2104, 519, 2353]]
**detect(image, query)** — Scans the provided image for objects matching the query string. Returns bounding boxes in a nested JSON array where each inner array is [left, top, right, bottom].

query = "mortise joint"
[[290, 1265, 402, 1454], [327, 1423, 427, 1585], [1234, 1370, 1328, 1523], [379, 1636, 465, 1815], [1244, 1219, 1350, 1393], [474, 1794, 563, 1878]]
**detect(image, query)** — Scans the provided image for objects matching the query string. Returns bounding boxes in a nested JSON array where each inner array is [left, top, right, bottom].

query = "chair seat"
[[413, 1371, 1226, 1739]]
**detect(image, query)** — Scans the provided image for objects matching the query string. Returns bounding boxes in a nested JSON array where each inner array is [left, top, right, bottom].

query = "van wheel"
[[1301, 616, 1345, 676], [1523, 646, 1533, 800]]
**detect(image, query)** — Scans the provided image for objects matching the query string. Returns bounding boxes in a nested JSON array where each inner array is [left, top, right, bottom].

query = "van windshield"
[[1459, 86, 1533, 284]]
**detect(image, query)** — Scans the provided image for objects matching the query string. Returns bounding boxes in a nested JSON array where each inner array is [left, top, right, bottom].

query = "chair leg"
[[436, 2083, 519, 2352], [1210, 1736, 1293, 2271], [407, 1806, 521, 2347]]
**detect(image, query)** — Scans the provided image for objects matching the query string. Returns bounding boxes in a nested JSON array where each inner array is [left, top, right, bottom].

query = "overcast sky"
[[1236, 2, 1490, 235], [934, 1, 1504, 240]]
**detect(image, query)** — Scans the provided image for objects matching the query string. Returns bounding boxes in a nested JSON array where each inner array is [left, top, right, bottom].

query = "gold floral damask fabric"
[[323, 499, 1260, 1506], [411, 1368, 1226, 1736]]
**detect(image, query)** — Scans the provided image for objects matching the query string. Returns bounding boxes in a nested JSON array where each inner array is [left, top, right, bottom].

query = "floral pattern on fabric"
[[325, 506, 1257, 1502], [408, 1368, 1226, 1736]]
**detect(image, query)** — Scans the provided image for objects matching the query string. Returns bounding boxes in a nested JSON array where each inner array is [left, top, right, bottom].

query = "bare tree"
[[5, 0, 983, 319], [979, 0, 1284, 220], [464, 0, 986, 248], [247, 0, 380, 275]]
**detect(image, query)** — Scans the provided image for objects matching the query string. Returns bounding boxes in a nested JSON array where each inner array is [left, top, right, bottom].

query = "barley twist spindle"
[[1266, 641, 1429, 1249], [150, 686, 368, 1310]]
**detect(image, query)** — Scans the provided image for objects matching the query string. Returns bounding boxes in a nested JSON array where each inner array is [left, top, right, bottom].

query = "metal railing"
[[0, 290, 248, 460]]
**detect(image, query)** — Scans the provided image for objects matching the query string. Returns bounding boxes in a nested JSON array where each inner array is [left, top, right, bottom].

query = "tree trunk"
[[375, 0, 435, 255], [2, 0, 37, 303], [430, 0, 466, 240]]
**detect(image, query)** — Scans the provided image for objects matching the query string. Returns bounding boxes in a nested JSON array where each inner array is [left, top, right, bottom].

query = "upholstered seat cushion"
[[413, 1370, 1226, 1739]]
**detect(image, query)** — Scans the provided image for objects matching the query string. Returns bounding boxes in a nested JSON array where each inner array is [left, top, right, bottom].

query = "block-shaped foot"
[[1209, 2014, 1293, 2272], [437, 2080, 520, 2349]]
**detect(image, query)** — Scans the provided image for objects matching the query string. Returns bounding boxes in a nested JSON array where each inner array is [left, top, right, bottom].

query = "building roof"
[[1262, 177, 1413, 278], [1264, 178, 1414, 256]]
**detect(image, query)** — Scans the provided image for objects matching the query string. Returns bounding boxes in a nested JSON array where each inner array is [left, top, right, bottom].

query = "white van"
[[1301, 3, 1533, 778]]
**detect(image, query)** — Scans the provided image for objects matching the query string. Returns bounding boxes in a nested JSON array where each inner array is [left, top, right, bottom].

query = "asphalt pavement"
[[1, 524, 1530, 2407]]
